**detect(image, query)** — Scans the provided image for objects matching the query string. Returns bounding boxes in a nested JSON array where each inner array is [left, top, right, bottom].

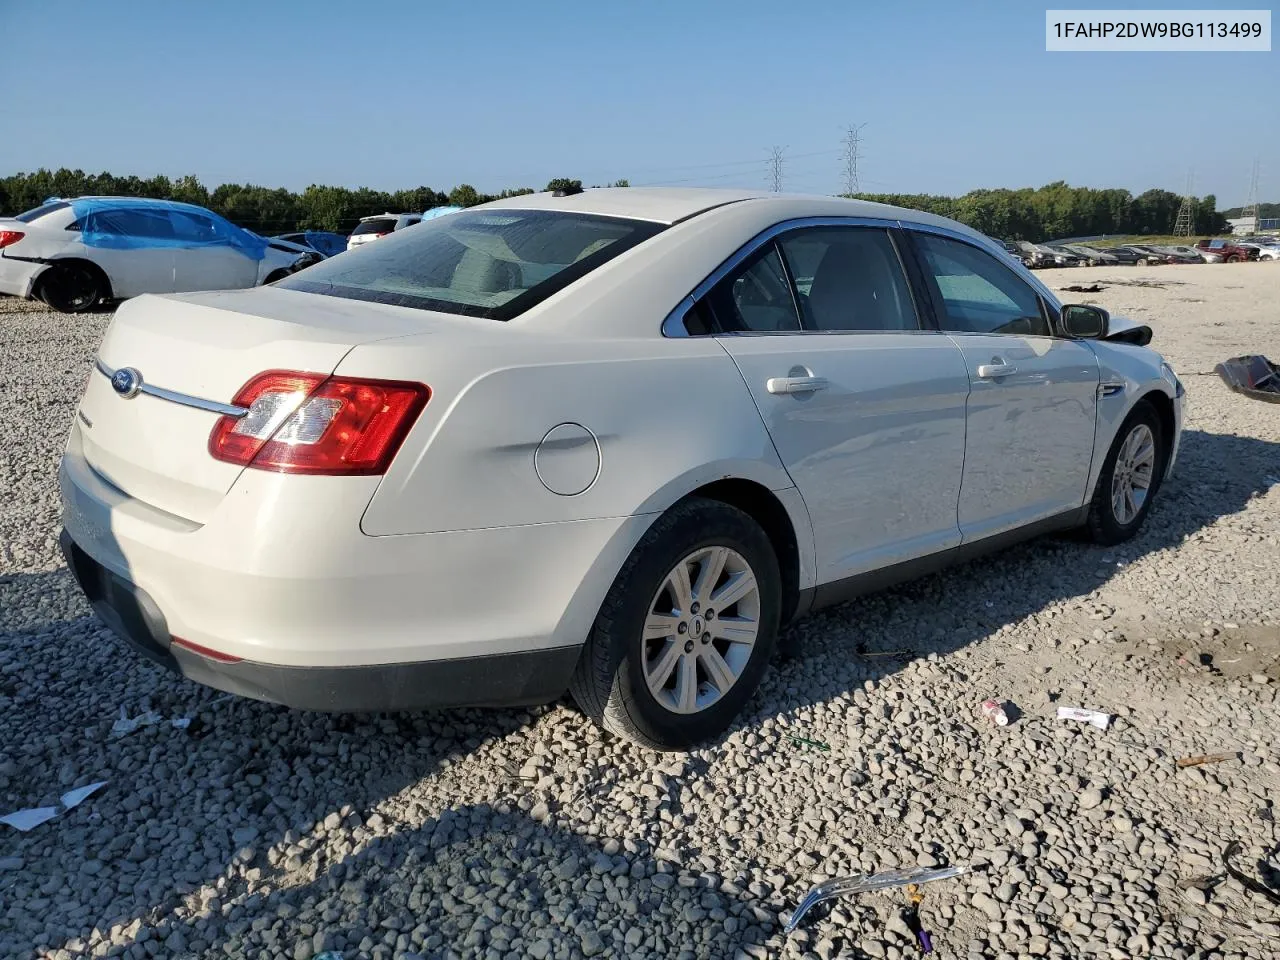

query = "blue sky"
[[0, 0, 1274, 204]]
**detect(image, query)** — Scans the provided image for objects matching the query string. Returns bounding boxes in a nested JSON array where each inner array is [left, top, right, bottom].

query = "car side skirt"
[[802, 507, 1089, 613]]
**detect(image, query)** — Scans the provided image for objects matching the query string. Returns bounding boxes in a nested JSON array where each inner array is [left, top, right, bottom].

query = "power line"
[[769, 146, 786, 193], [842, 123, 867, 195]]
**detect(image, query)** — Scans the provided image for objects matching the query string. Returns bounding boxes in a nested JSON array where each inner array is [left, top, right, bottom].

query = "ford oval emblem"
[[111, 367, 143, 399]]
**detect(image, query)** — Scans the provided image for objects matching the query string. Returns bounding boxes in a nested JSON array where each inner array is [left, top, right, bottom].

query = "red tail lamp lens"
[[209, 370, 429, 475]]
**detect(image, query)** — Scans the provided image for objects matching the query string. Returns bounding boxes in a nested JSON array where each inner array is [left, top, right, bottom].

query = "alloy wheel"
[[1110, 423, 1156, 525], [642, 546, 760, 715]]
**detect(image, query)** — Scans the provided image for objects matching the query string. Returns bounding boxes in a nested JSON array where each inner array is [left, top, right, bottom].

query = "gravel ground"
[[1, 265, 1278, 960]]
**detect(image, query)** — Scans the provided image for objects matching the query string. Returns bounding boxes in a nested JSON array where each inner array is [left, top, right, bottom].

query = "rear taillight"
[[0, 230, 24, 249], [208, 370, 429, 475]]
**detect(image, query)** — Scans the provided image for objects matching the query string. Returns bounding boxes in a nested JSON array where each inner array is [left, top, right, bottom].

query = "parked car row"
[[997, 234, 1276, 268], [0, 195, 473, 312]]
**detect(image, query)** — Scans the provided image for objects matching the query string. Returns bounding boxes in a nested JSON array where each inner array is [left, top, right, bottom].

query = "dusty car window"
[[915, 233, 1049, 337]]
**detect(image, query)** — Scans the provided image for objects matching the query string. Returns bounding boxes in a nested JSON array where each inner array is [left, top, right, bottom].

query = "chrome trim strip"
[[661, 216, 902, 338], [95, 359, 248, 418]]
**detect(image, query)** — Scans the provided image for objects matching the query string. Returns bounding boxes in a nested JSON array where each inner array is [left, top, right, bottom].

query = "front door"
[[170, 210, 258, 291], [909, 231, 1100, 541], [707, 224, 971, 584]]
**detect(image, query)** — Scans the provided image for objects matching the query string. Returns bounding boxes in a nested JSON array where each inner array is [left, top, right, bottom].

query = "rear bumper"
[[60, 529, 580, 710], [0, 254, 45, 298]]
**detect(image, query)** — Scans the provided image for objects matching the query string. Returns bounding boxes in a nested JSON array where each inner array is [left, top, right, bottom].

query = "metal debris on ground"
[[1222, 840, 1280, 907], [0, 781, 107, 832], [979, 699, 1011, 726], [787, 735, 831, 752], [1176, 752, 1235, 769], [784, 864, 970, 933], [1057, 706, 1111, 730], [1214, 354, 1280, 403]]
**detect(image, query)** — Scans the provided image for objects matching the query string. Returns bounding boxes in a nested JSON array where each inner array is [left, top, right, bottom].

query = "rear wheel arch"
[[33, 258, 113, 311], [680, 478, 803, 626]]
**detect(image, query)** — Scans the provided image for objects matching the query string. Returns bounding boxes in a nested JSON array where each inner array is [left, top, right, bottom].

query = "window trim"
[[898, 226, 1063, 340]]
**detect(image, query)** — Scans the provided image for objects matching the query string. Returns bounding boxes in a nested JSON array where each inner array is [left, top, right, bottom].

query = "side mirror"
[[1061, 303, 1109, 339]]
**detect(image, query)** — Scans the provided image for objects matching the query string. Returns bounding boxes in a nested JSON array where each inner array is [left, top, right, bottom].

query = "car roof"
[[469, 186, 981, 232]]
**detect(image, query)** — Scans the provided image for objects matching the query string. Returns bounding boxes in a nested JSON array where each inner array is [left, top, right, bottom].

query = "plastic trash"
[[1057, 706, 1111, 730], [1, 781, 107, 832], [980, 699, 1010, 726], [0, 807, 59, 832], [785, 864, 970, 933], [787, 735, 831, 752]]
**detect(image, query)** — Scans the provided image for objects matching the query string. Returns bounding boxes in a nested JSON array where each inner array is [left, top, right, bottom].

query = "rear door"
[[906, 229, 1099, 542], [170, 210, 258, 291], [708, 221, 970, 584], [79, 208, 177, 297]]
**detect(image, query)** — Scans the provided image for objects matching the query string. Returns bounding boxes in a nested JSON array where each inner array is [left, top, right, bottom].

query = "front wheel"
[[1086, 402, 1165, 545], [569, 498, 781, 750]]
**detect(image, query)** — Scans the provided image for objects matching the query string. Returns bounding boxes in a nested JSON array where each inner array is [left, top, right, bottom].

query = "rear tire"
[[1225, 255, 1242, 264], [37, 262, 105, 313], [1085, 401, 1165, 545], [569, 497, 782, 750]]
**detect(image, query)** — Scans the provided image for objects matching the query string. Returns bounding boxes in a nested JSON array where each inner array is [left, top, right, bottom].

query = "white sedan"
[[0, 197, 310, 313], [58, 188, 1184, 749]]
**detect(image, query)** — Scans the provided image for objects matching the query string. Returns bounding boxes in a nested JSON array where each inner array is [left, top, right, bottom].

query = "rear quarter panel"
[[336, 333, 799, 536]]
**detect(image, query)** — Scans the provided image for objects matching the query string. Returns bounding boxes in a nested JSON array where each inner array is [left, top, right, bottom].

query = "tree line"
[[845, 181, 1228, 240], [1, 167, 1234, 240]]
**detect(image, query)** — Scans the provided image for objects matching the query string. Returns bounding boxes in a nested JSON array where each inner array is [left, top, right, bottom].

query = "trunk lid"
[[78, 287, 456, 523]]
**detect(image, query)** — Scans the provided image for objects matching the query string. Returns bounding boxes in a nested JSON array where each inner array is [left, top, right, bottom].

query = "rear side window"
[[709, 246, 800, 333], [352, 219, 397, 236], [778, 228, 917, 332], [278, 209, 664, 320], [914, 233, 1050, 337], [15, 201, 72, 222]]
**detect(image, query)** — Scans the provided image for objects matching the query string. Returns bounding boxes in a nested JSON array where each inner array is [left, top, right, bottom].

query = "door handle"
[[976, 360, 1018, 379], [766, 375, 829, 395]]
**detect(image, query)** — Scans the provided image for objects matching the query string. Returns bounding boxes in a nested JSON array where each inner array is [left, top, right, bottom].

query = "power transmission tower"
[[1172, 170, 1196, 237], [841, 124, 866, 196], [768, 146, 786, 193], [1242, 159, 1260, 230]]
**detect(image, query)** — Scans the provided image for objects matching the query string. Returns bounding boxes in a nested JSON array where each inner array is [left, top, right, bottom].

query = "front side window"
[[778, 227, 917, 332], [913, 232, 1050, 337], [278, 209, 664, 320], [708, 246, 800, 333]]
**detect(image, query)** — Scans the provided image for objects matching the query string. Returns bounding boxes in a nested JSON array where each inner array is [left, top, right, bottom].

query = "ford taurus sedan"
[[58, 188, 1185, 749]]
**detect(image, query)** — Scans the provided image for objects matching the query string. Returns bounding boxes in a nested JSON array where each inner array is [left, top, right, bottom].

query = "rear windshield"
[[15, 201, 71, 222], [352, 218, 398, 236], [278, 208, 665, 320]]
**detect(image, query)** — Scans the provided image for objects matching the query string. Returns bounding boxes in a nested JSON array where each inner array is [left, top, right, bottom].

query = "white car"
[[345, 212, 423, 251], [0, 197, 309, 313], [58, 188, 1185, 749]]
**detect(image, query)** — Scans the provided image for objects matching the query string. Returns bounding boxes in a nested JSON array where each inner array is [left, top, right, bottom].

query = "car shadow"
[[0, 426, 1275, 958]]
